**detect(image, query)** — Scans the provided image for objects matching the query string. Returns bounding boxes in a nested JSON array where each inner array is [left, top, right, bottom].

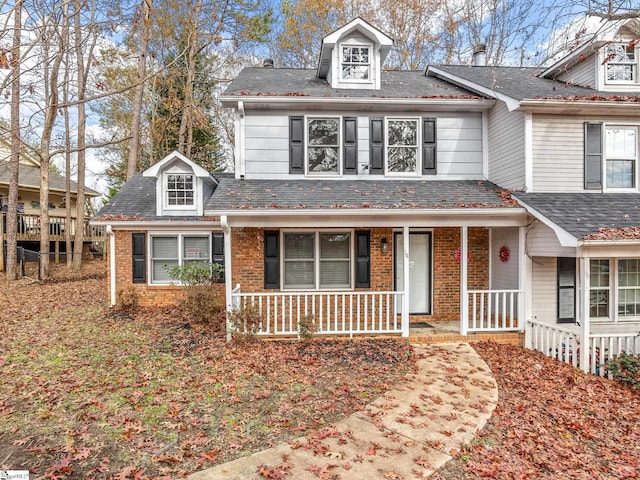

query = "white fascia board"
[[205, 207, 526, 228], [518, 99, 640, 115], [514, 197, 578, 247], [143, 150, 211, 178], [219, 96, 495, 111], [426, 66, 521, 111], [90, 220, 221, 230]]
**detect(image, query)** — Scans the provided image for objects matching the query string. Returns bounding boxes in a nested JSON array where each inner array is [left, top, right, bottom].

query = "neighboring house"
[[0, 141, 104, 270], [94, 17, 640, 373]]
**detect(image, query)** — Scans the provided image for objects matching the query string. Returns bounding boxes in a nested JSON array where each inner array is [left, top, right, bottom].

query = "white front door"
[[395, 232, 432, 314]]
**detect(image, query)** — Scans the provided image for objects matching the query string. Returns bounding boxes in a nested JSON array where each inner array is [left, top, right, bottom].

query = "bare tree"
[[38, 1, 70, 279], [127, 0, 152, 180], [6, 0, 22, 282]]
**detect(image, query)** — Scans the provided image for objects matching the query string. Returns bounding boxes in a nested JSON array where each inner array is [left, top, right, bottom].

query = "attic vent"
[[472, 44, 486, 67], [263, 58, 274, 68]]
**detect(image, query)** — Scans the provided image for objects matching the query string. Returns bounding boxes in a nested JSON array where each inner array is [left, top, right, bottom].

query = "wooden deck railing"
[[1, 212, 105, 242]]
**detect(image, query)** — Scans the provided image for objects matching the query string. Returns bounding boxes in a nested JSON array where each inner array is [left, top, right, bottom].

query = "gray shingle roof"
[[0, 162, 100, 196], [222, 68, 483, 99], [94, 173, 158, 219], [207, 178, 516, 210], [514, 192, 640, 239], [432, 65, 640, 101]]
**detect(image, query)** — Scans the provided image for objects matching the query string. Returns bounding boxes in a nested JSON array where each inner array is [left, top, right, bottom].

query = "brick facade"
[[110, 226, 489, 317]]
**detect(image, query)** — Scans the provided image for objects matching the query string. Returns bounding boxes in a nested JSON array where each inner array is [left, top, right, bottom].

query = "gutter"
[[220, 96, 495, 110], [90, 220, 221, 228], [206, 207, 524, 218]]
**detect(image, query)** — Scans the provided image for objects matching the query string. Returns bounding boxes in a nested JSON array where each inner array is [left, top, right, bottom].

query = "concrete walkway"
[[189, 342, 498, 480]]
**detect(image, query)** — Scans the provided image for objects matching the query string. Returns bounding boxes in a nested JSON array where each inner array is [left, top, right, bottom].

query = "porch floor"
[[409, 321, 524, 346]]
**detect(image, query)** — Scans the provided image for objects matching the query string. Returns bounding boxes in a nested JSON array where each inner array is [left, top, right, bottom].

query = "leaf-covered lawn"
[[0, 264, 413, 479], [434, 342, 640, 480]]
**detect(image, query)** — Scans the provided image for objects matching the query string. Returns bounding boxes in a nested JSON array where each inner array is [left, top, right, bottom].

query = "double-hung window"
[[605, 126, 637, 189], [150, 234, 211, 283], [341, 46, 370, 81], [386, 118, 419, 175], [307, 118, 340, 174], [166, 174, 194, 206], [618, 259, 640, 317], [590, 259, 610, 318], [283, 232, 351, 289], [605, 43, 636, 83]]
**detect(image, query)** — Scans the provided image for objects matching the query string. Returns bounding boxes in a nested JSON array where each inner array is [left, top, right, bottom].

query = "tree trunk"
[[6, 0, 22, 282], [127, 0, 152, 179], [72, 0, 87, 271], [39, 3, 68, 280], [177, 0, 202, 158]]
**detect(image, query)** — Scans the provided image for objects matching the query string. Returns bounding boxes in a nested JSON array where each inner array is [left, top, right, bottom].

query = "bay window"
[[283, 232, 351, 289]]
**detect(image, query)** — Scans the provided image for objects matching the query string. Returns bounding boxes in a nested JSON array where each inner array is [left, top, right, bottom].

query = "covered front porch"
[[225, 221, 527, 343]]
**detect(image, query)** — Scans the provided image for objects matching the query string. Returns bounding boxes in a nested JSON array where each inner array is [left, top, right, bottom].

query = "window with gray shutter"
[[422, 118, 437, 175], [369, 118, 384, 174], [584, 122, 603, 190], [289, 116, 304, 174], [343, 117, 358, 174], [212, 233, 224, 283], [264, 231, 280, 288], [132, 233, 146, 283]]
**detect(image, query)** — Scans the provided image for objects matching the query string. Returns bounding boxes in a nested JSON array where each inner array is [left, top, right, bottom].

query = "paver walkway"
[[189, 342, 498, 480]]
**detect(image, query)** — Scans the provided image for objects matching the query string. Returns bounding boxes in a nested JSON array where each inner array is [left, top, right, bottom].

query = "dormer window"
[[605, 43, 636, 83], [166, 173, 194, 206], [341, 46, 370, 81]]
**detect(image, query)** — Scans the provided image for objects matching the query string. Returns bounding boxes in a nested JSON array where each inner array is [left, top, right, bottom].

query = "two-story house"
[[94, 17, 640, 372]]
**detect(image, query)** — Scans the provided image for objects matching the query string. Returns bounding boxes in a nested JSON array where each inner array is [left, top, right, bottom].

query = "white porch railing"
[[587, 333, 640, 377], [468, 289, 521, 332], [230, 288, 405, 338], [527, 319, 581, 368], [526, 320, 640, 376]]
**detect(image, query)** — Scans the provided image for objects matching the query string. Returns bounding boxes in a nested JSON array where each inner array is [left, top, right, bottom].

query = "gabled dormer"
[[316, 17, 393, 90], [542, 18, 640, 92], [143, 151, 215, 217]]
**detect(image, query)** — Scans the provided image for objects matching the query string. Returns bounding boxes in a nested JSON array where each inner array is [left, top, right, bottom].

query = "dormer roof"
[[541, 18, 640, 80], [143, 150, 212, 179]]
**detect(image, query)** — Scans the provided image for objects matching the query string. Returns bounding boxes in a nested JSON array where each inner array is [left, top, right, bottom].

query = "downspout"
[[221, 215, 232, 341], [106, 225, 116, 306]]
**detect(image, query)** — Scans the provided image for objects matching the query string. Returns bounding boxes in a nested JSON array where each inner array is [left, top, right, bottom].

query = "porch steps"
[[409, 331, 524, 346]]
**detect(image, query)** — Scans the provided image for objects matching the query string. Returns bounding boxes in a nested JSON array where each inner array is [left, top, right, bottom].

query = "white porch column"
[[107, 225, 116, 307], [579, 256, 591, 373], [402, 226, 410, 337], [519, 226, 531, 335], [221, 215, 233, 341], [460, 226, 469, 335]]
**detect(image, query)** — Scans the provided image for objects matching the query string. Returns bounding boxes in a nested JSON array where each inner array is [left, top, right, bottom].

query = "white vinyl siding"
[[525, 222, 576, 258], [241, 111, 483, 180], [556, 53, 597, 88], [532, 256, 558, 324], [488, 102, 526, 189], [532, 115, 585, 192], [490, 227, 519, 290]]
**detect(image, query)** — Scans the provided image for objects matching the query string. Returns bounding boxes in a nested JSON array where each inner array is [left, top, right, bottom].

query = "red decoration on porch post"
[[499, 245, 510, 263], [454, 247, 471, 262]]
